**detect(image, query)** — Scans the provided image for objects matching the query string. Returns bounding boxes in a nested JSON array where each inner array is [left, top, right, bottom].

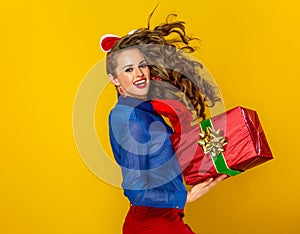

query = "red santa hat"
[[99, 34, 121, 53], [99, 30, 137, 53]]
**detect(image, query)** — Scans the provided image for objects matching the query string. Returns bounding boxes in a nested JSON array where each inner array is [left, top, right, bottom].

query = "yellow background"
[[1, 0, 299, 233]]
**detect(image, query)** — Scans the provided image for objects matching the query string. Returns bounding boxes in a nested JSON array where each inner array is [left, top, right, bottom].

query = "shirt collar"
[[118, 96, 154, 113]]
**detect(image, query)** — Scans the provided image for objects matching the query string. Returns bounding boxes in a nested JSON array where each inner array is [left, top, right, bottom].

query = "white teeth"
[[134, 80, 145, 85]]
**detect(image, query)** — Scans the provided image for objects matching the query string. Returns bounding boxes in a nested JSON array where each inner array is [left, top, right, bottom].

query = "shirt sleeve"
[[109, 114, 187, 209]]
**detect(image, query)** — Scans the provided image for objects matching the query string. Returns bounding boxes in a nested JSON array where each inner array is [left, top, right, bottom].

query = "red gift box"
[[152, 100, 273, 185]]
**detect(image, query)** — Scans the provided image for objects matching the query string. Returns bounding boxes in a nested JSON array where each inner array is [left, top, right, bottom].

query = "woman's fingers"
[[198, 175, 227, 188], [201, 178, 214, 187], [186, 174, 228, 203], [205, 174, 228, 189]]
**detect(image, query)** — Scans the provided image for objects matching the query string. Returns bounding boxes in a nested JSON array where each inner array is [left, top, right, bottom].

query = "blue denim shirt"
[[109, 96, 187, 209]]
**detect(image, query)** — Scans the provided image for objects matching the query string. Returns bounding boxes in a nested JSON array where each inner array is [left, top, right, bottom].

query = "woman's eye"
[[139, 63, 148, 68], [125, 67, 133, 72]]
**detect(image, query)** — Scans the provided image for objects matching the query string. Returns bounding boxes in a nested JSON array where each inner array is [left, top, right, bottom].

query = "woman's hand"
[[186, 174, 228, 203]]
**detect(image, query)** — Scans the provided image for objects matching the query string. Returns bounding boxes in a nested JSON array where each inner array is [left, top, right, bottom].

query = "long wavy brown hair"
[[106, 14, 221, 120]]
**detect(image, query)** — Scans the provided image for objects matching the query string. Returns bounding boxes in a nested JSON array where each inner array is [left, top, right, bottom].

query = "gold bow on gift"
[[198, 127, 227, 157]]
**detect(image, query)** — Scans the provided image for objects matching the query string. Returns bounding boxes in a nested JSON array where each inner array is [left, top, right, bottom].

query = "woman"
[[102, 14, 227, 234]]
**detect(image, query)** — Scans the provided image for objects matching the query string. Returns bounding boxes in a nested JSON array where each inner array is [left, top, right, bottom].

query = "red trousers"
[[123, 205, 196, 234]]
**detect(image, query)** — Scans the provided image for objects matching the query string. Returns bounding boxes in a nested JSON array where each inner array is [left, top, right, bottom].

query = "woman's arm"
[[110, 115, 188, 209]]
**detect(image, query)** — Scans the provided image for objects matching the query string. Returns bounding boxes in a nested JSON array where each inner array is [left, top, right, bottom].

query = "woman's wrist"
[[186, 191, 192, 203]]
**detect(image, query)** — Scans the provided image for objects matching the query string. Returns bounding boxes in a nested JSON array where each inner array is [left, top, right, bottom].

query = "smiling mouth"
[[133, 78, 147, 89]]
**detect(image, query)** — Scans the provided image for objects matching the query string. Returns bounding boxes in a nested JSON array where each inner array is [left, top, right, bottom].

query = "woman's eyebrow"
[[122, 60, 146, 69], [122, 64, 134, 69]]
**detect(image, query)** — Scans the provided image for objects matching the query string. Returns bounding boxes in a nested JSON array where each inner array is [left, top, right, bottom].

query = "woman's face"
[[109, 48, 150, 100]]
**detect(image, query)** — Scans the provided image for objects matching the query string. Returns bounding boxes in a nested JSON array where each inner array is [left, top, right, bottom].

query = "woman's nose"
[[135, 67, 143, 77]]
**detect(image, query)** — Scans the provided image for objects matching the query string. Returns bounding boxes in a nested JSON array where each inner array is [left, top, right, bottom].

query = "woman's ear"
[[108, 74, 120, 86]]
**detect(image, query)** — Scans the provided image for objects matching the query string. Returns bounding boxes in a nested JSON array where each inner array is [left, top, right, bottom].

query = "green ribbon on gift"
[[199, 119, 241, 177]]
